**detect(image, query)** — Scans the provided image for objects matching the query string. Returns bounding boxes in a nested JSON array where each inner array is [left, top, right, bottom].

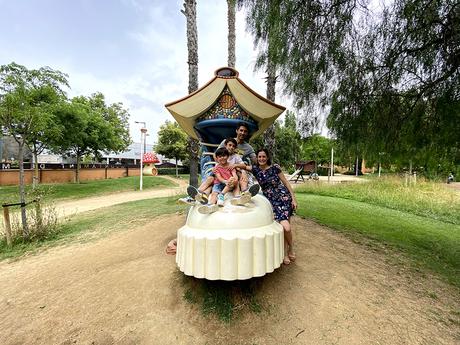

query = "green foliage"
[[0, 62, 68, 145], [296, 193, 460, 287], [155, 121, 188, 163], [300, 134, 333, 165], [49, 93, 131, 182], [240, 0, 460, 175]]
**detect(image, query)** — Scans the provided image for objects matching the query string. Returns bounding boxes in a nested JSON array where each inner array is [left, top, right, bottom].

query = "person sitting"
[[198, 147, 240, 214], [179, 136, 259, 206]]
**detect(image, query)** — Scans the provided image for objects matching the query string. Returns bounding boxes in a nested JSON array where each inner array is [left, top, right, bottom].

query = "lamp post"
[[135, 121, 147, 191]]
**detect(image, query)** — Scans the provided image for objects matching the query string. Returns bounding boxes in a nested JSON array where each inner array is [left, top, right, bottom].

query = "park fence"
[[0, 164, 140, 186]]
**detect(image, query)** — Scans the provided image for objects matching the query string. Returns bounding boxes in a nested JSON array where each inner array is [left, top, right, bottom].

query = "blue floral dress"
[[252, 164, 293, 221]]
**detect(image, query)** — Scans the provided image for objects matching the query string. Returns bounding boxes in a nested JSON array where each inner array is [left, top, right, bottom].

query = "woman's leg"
[[280, 219, 295, 263]]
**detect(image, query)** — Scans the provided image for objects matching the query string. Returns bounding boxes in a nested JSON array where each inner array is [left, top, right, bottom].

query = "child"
[[224, 137, 260, 205], [198, 147, 240, 214], [179, 138, 259, 206]]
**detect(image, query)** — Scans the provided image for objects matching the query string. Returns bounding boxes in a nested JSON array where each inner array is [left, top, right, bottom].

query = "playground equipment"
[[165, 67, 286, 280], [288, 160, 318, 183], [142, 152, 160, 176]]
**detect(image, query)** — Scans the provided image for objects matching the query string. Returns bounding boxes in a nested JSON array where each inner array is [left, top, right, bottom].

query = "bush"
[[157, 167, 189, 175]]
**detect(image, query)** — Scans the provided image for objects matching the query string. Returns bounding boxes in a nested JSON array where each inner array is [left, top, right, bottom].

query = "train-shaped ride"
[[165, 67, 286, 280]]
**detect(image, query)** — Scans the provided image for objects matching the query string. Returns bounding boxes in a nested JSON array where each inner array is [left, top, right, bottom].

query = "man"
[[218, 122, 256, 165]]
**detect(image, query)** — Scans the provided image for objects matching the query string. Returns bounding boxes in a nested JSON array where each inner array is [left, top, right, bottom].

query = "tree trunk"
[[76, 153, 81, 183], [33, 142, 39, 189], [18, 142, 29, 238], [264, 57, 277, 159], [175, 157, 179, 178], [182, 0, 199, 187], [227, 0, 236, 68]]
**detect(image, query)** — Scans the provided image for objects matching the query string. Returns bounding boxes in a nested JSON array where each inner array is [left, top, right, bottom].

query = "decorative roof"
[[165, 67, 286, 140]]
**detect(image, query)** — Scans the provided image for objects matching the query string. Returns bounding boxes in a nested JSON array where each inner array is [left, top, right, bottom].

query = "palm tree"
[[181, 0, 200, 187], [264, 53, 277, 159], [227, 0, 236, 68]]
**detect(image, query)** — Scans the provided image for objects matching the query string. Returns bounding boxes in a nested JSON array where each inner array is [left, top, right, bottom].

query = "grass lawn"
[[296, 193, 460, 288], [296, 176, 460, 225], [0, 176, 177, 204], [0, 195, 183, 260]]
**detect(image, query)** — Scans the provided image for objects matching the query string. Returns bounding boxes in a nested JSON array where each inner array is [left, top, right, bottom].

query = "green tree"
[[155, 121, 188, 177], [274, 110, 301, 169], [0, 62, 68, 237], [50, 94, 130, 183], [241, 0, 460, 176]]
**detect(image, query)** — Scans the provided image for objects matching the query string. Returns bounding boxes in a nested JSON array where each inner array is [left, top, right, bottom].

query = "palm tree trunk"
[[227, 0, 236, 68], [264, 57, 277, 159], [182, 0, 199, 187]]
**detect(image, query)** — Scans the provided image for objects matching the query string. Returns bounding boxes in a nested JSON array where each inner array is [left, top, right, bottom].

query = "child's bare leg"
[[239, 170, 249, 192], [198, 176, 214, 193], [209, 192, 218, 204]]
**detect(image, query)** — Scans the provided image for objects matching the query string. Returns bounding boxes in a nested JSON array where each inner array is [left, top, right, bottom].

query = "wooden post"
[[3, 206, 12, 247]]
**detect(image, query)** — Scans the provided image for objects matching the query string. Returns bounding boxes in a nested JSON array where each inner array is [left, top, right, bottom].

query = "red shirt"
[[214, 165, 234, 184]]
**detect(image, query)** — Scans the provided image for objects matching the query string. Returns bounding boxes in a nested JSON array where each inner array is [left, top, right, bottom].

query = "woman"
[[246, 148, 297, 265]]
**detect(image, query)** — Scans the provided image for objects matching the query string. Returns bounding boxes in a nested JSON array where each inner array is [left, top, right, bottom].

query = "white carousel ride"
[[165, 67, 286, 281]]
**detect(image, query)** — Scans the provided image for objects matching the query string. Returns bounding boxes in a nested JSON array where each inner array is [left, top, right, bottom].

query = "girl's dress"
[[252, 164, 293, 221]]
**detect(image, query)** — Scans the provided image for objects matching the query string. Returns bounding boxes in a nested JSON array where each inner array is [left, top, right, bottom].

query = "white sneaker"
[[198, 204, 219, 214], [177, 197, 196, 206], [231, 193, 251, 206], [217, 194, 225, 206]]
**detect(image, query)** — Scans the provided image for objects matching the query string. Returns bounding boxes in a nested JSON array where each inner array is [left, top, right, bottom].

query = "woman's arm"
[[278, 172, 297, 210]]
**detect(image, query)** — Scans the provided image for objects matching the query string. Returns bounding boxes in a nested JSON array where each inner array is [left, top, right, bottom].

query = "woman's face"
[[257, 151, 268, 166]]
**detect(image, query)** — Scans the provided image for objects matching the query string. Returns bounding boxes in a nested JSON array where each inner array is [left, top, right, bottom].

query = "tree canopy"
[[240, 0, 460, 175]]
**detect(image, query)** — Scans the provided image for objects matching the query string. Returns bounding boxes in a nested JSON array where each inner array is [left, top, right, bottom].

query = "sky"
[[0, 0, 294, 145]]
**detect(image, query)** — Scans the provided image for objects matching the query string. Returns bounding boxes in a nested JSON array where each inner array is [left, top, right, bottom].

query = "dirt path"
[[0, 215, 458, 345], [55, 176, 188, 218]]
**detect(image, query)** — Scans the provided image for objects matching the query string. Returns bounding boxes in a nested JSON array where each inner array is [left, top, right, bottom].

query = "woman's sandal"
[[288, 253, 296, 262]]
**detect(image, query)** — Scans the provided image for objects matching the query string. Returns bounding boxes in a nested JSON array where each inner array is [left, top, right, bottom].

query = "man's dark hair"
[[224, 137, 237, 146], [236, 122, 249, 131], [215, 147, 229, 157]]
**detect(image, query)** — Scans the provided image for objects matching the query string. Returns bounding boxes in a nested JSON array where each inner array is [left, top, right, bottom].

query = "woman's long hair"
[[255, 148, 272, 166]]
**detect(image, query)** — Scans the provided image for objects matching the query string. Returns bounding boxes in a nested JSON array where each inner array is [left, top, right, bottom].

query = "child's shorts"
[[212, 182, 226, 193]]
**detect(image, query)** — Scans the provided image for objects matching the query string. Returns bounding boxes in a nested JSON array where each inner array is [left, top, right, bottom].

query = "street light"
[[134, 121, 147, 191]]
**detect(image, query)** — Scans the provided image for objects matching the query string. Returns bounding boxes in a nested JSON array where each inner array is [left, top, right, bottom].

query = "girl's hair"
[[224, 137, 237, 146], [214, 147, 229, 157], [256, 148, 272, 166]]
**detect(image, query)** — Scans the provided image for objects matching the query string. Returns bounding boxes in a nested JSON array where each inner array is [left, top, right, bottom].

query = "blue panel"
[[194, 119, 258, 145]]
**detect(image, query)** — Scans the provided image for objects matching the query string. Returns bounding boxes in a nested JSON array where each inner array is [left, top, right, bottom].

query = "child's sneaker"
[[217, 193, 225, 206], [187, 185, 208, 204], [177, 197, 196, 206], [248, 184, 260, 196], [198, 204, 219, 214], [231, 194, 251, 206], [195, 192, 208, 204]]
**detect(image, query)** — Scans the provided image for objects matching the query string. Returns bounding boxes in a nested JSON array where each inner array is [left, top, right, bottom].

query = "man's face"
[[236, 126, 249, 142], [225, 141, 236, 155]]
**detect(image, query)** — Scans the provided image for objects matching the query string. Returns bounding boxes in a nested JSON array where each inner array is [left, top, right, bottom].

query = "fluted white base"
[[176, 194, 284, 280]]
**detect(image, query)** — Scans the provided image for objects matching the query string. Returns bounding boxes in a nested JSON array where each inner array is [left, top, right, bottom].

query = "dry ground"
[[0, 214, 458, 345]]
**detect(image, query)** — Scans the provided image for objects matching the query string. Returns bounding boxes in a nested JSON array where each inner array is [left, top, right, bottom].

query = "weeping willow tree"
[[239, 0, 460, 175]]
